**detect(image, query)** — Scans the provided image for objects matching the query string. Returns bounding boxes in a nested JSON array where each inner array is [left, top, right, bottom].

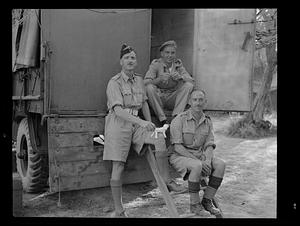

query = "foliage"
[[255, 9, 277, 50], [227, 114, 277, 139]]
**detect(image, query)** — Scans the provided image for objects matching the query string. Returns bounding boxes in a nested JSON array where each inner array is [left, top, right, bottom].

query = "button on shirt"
[[106, 71, 147, 113], [170, 109, 216, 156], [144, 58, 193, 91]]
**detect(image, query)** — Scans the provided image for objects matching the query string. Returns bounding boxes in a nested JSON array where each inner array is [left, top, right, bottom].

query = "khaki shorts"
[[103, 112, 166, 162], [169, 153, 203, 180]]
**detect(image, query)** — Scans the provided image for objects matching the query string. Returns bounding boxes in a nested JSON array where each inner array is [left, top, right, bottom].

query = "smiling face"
[[189, 90, 207, 113], [120, 51, 137, 71], [161, 46, 176, 64]]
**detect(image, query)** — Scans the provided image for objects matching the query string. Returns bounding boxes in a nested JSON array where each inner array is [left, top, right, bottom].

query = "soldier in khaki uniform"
[[144, 40, 194, 125], [143, 40, 193, 193], [103, 44, 167, 217], [169, 88, 226, 217]]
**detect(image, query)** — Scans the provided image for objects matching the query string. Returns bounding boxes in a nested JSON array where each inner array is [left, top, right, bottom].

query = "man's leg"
[[187, 159, 211, 217], [145, 84, 166, 122], [169, 154, 210, 216], [165, 81, 194, 117], [134, 129, 185, 192], [155, 150, 185, 192], [110, 161, 128, 217], [201, 157, 226, 215]]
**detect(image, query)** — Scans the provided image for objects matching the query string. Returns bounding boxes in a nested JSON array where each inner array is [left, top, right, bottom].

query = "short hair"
[[191, 87, 206, 97]]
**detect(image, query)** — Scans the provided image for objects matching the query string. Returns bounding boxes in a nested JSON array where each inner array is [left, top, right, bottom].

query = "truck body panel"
[[42, 9, 151, 114]]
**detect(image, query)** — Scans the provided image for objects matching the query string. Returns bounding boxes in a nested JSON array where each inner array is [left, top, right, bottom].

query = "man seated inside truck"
[[103, 44, 181, 217], [143, 40, 194, 193], [169, 88, 226, 217], [144, 40, 195, 126]]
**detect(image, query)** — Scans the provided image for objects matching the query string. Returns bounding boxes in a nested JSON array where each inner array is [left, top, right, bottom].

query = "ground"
[[17, 114, 277, 218]]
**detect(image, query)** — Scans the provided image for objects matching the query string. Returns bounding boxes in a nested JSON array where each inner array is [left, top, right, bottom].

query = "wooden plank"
[[49, 172, 111, 192], [48, 117, 104, 134], [49, 168, 153, 192], [145, 147, 179, 218], [49, 149, 150, 177], [48, 132, 93, 148], [48, 146, 103, 162]]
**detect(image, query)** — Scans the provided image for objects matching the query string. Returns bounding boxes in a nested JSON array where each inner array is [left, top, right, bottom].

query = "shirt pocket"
[[122, 88, 132, 107], [182, 126, 195, 146], [132, 87, 144, 106]]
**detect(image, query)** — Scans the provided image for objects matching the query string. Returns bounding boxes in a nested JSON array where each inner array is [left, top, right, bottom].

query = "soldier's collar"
[[187, 109, 207, 125], [160, 58, 182, 68], [121, 70, 137, 82]]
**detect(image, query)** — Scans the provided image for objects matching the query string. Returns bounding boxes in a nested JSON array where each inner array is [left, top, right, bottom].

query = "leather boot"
[[166, 180, 187, 193], [188, 181, 211, 217], [190, 202, 211, 217], [201, 197, 221, 216], [110, 209, 129, 218], [202, 186, 221, 215]]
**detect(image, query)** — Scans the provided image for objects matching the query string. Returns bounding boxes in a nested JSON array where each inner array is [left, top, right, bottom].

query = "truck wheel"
[[16, 118, 46, 193]]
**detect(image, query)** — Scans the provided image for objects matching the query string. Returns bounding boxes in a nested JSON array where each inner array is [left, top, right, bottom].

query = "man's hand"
[[139, 120, 156, 131], [170, 71, 182, 81], [160, 73, 170, 84], [201, 159, 212, 176]]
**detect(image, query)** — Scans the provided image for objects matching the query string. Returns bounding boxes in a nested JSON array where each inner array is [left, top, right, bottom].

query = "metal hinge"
[[228, 19, 255, 25]]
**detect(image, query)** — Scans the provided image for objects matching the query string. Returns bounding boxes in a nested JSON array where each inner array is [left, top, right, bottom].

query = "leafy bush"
[[227, 115, 276, 139]]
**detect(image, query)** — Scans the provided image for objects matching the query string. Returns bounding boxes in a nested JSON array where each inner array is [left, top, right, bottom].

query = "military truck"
[[12, 9, 255, 193]]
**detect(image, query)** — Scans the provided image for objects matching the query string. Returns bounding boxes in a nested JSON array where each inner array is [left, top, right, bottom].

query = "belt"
[[124, 108, 138, 116]]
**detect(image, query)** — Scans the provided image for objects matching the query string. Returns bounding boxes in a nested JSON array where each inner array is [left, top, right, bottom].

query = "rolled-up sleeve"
[[106, 80, 123, 111], [170, 116, 183, 144], [203, 120, 216, 150], [178, 65, 194, 83], [144, 61, 158, 82]]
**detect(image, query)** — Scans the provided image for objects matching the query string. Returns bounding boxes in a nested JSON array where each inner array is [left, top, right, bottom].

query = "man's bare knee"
[[183, 81, 194, 90], [213, 158, 226, 171], [190, 161, 202, 174]]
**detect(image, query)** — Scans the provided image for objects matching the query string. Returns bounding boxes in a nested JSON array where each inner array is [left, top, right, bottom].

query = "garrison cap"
[[159, 40, 177, 52], [120, 44, 135, 59]]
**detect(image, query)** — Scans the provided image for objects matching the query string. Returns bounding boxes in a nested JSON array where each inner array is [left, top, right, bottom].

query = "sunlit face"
[[161, 46, 176, 64], [120, 51, 137, 71], [189, 90, 207, 112]]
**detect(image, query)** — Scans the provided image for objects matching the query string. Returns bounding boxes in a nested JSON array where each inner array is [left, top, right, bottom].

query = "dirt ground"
[[18, 114, 277, 218]]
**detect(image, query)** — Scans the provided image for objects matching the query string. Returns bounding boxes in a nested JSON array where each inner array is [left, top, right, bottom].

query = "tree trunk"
[[249, 44, 276, 123]]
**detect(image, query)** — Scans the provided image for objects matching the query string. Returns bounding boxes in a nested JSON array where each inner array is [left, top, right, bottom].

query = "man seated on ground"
[[144, 40, 194, 126], [169, 88, 226, 217]]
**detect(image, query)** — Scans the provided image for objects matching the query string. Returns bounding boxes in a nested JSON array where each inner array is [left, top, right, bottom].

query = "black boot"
[[201, 197, 221, 216], [166, 180, 187, 193]]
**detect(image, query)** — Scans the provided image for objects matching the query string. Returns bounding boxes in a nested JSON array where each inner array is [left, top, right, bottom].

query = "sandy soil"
[[19, 115, 277, 218]]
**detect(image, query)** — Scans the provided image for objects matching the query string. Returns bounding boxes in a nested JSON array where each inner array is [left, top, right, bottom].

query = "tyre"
[[16, 118, 47, 193]]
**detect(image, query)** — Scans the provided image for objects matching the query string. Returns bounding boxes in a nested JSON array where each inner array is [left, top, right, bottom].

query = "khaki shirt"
[[106, 71, 147, 112], [144, 58, 194, 91], [170, 109, 216, 156]]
